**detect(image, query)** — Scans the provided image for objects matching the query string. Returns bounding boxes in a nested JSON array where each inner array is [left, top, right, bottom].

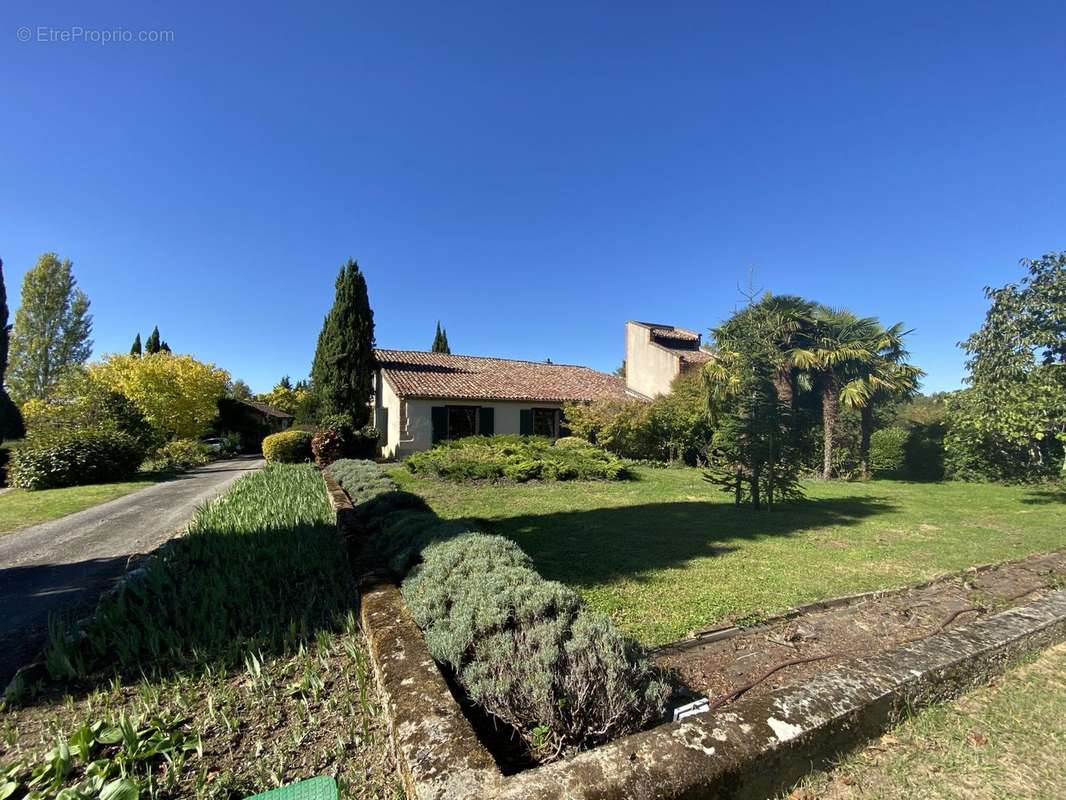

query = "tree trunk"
[[859, 403, 873, 479], [822, 379, 838, 480]]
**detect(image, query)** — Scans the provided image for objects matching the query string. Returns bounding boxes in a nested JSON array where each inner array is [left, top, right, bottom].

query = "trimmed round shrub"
[[9, 429, 146, 490], [869, 427, 908, 477], [262, 430, 313, 463]]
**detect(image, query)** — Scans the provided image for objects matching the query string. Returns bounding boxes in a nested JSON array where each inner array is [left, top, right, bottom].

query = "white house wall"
[[386, 398, 565, 460], [625, 322, 681, 398]]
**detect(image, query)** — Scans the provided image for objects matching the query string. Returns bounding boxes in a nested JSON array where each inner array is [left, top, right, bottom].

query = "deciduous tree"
[[8, 253, 93, 402], [89, 353, 229, 440]]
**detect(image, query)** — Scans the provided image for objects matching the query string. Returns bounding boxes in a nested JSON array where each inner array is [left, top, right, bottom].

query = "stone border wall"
[[321, 473, 1066, 800]]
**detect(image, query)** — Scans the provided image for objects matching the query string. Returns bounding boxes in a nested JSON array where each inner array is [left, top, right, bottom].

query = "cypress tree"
[[159, 340, 171, 353], [0, 259, 25, 441], [145, 326, 161, 354], [431, 321, 452, 354], [131, 333, 142, 356], [309, 258, 375, 426]]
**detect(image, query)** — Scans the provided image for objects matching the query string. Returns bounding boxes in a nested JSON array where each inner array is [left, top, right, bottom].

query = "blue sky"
[[2, 2, 1064, 394]]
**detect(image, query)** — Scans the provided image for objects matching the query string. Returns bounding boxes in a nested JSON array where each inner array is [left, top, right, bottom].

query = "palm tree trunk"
[[822, 378, 838, 480], [859, 403, 873, 479]]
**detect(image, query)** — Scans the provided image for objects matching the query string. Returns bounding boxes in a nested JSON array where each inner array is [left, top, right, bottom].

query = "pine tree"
[[0, 259, 25, 441], [145, 326, 161, 354], [431, 321, 452, 354], [159, 341, 171, 353], [130, 333, 142, 356], [309, 258, 375, 426], [7, 253, 94, 402]]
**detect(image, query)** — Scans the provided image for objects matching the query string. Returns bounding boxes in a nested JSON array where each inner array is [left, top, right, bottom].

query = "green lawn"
[[390, 466, 1066, 645], [0, 479, 159, 534], [790, 642, 1066, 799]]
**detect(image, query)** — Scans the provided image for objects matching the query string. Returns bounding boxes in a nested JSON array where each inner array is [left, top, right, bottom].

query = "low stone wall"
[[320, 473, 1066, 800]]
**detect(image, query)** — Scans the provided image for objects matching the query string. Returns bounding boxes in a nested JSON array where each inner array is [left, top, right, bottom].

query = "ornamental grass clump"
[[330, 458, 667, 761], [47, 464, 351, 679]]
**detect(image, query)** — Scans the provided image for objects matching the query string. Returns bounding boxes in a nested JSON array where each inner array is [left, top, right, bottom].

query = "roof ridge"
[[373, 348, 597, 371]]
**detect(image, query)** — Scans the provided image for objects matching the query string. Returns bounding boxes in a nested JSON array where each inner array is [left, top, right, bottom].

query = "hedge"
[[262, 429, 313, 463], [404, 435, 628, 483], [869, 427, 908, 476], [8, 429, 147, 490], [326, 459, 666, 761]]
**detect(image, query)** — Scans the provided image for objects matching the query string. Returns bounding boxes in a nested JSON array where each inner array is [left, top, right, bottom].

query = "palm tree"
[[788, 308, 880, 479], [841, 322, 924, 477]]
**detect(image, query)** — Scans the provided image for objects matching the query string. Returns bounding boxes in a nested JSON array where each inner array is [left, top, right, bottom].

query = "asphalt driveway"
[[0, 455, 264, 685]]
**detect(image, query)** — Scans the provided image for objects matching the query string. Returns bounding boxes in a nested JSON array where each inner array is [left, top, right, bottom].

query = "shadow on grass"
[[4, 468, 353, 707], [466, 495, 898, 589], [1021, 487, 1066, 505]]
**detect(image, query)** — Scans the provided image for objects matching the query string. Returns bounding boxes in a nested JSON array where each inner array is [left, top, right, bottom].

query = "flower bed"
[[403, 435, 627, 482]]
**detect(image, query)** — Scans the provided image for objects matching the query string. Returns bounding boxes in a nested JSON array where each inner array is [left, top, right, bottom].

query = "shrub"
[[333, 460, 667, 761], [8, 429, 147, 490], [312, 427, 346, 466], [142, 438, 212, 473], [564, 371, 712, 465], [262, 430, 313, 463], [904, 421, 947, 481], [869, 427, 908, 477], [404, 435, 627, 483], [553, 436, 595, 450]]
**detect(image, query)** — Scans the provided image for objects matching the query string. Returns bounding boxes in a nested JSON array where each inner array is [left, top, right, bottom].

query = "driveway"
[[0, 455, 264, 685]]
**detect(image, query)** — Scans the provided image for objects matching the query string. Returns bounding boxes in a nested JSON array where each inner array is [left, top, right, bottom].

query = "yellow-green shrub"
[[262, 430, 313, 463]]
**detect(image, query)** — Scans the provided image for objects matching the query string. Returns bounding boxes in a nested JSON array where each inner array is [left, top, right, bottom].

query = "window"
[[447, 405, 478, 439], [532, 408, 558, 438]]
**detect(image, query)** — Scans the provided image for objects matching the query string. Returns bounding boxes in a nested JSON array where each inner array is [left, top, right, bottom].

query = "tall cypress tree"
[[145, 326, 161, 354], [431, 321, 452, 354], [0, 259, 25, 441], [310, 258, 375, 426], [130, 333, 142, 356]]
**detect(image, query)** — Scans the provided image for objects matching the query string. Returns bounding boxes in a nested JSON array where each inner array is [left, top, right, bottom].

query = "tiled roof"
[[374, 349, 630, 403], [650, 326, 700, 345], [239, 399, 294, 419]]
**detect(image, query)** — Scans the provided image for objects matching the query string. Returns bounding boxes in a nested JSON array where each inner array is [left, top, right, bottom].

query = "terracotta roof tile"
[[374, 349, 629, 403]]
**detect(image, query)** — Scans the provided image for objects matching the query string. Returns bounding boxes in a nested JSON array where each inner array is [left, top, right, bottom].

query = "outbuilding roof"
[[238, 398, 294, 419], [374, 349, 630, 403]]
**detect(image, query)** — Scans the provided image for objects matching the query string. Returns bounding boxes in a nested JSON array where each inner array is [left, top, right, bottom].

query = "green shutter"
[[431, 406, 447, 443], [520, 409, 534, 436], [479, 407, 494, 436]]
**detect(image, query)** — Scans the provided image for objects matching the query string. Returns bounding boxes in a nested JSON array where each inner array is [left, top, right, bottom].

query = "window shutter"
[[431, 406, 447, 443], [479, 407, 494, 436], [520, 409, 534, 436]]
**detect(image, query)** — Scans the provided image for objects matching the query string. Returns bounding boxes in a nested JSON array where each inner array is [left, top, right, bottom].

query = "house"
[[623, 321, 712, 398], [217, 398, 294, 452], [373, 350, 629, 458], [373, 321, 709, 458]]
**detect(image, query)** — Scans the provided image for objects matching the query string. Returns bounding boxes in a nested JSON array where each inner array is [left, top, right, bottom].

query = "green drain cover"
[[245, 776, 338, 800]]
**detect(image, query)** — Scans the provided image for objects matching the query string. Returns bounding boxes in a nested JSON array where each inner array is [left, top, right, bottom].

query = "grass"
[[788, 641, 1066, 799], [0, 479, 159, 534], [390, 465, 1066, 645], [1, 464, 399, 799]]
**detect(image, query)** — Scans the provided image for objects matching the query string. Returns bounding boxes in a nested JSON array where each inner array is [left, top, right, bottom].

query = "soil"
[[654, 550, 1066, 712]]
